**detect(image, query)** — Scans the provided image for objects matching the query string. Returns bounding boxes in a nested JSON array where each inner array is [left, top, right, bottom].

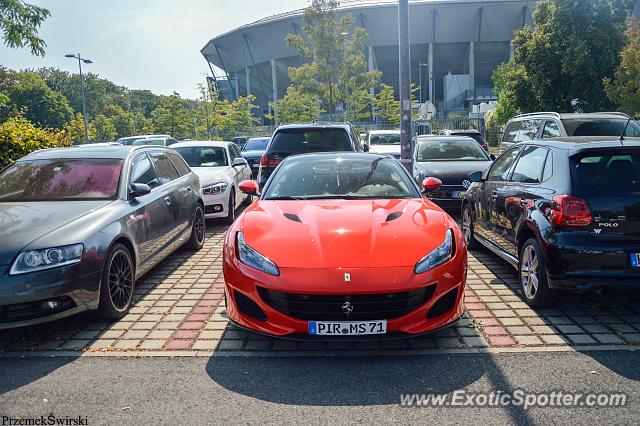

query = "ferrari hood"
[[241, 199, 449, 268]]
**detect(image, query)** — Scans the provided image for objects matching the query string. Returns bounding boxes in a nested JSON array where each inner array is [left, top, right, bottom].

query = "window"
[[502, 121, 522, 143], [511, 146, 549, 184], [487, 148, 521, 182], [130, 154, 159, 188], [518, 120, 543, 141], [416, 139, 490, 162], [227, 145, 238, 161], [542, 121, 561, 138], [563, 118, 640, 137], [269, 128, 352, 154], [173, 146, 228, 167], [570, 150, 640, 191], [150, 152, 179, 185], [165, 151, 191, 176], [243, 138, 269, 151]]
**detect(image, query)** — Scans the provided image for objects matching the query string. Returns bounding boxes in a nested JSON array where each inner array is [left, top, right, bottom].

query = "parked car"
[[116, 134, 172, 145], [172, 141, 251, 223], [241, 137, 270, 178], [232, 136, 249, 149], [498, 112, 640, 153], [131, 136, 179, 147], [0, 145, 205, 328], [437, 129, 489, 151], [461, 137, 640, 306], [257, 122, 365, 188], [224, 152, 466, 338], [367, 129, 401, 159], [413, 136, 494, 210]]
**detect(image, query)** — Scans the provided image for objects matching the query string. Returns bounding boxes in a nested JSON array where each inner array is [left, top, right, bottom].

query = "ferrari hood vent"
[[283, 213, 302, 223], [385, 211, 403, 222]]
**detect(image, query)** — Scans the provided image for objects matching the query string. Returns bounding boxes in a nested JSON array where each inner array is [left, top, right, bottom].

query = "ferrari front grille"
[[257, 285, 436, 321]]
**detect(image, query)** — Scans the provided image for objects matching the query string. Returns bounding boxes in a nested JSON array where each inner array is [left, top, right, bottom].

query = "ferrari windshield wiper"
[[265, 196, 308, 200]]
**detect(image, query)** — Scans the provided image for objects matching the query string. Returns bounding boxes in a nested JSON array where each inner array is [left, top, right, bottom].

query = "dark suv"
[[499, 112, 640, 153], [461, 137, 640, 306], [257, 122, 365, 188]]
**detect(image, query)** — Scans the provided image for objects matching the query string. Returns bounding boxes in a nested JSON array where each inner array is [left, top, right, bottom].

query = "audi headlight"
[[236, 232, 279, 276], [10, 243, 84, 275], [202, 182, 228, 195], [414, 229, 454, 274]]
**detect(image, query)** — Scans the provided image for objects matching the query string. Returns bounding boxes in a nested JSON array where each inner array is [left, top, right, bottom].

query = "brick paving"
[[1, 222, 640, 356]]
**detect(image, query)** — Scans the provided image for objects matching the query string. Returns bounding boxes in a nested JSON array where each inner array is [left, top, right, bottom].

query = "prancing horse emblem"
[[342, 301, 354, 316], [344, 273, 351, 283]]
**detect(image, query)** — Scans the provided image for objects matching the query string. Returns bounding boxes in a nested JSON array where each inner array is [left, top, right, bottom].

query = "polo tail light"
[[550, 195, 592, 227]]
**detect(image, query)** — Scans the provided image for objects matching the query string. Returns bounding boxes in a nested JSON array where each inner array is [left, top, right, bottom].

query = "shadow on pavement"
[[205, 352, 535, 424], [0, 356, 78, 396]]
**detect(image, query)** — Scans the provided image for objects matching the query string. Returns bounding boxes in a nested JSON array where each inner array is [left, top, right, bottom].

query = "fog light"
[[214, 205, 223, 212], [42, 300, 60, 310]]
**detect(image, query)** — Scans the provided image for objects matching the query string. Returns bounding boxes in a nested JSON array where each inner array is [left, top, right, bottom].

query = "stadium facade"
[[201, 0, 640, 119]]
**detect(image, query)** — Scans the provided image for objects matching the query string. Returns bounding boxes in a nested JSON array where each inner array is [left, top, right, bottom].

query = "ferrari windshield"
[[264, 154, 420, 200], [174, 146, 228, 167], [0, 159, 122, 201], [416, 139, 490, 162]]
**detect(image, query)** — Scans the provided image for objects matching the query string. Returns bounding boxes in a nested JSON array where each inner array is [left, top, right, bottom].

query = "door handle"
[[491, 191, 498, 200], [164, 196, 172, 206], [186, 187, 192, 193]]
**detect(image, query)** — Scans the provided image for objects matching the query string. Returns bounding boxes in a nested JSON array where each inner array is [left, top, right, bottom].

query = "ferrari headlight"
[[414, 229, 454, 274], [10, 243, 84, 275], [202, 182, 228, 195], [236, 232, 279, 276]]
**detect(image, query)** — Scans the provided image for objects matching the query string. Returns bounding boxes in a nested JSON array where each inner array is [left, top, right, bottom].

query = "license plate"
[[451, 191, 466, 199], [308, 320, 387, 336], [631, 253, 640, 268]]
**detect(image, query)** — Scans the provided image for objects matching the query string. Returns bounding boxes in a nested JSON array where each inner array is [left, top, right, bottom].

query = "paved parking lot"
[[1, 222, 640, 357]]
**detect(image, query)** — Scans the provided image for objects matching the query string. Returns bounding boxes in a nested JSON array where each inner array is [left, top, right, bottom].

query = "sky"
[[1, 0, 309, 99]]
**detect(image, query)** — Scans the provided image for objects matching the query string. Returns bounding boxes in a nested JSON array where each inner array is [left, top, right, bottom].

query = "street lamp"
[[418, 62, 428, 104], [65, 53, 93, 144]]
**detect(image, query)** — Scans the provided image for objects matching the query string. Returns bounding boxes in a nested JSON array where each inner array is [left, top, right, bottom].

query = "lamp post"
[[65, 53, 93, 144], [418, 62, 428, 104]]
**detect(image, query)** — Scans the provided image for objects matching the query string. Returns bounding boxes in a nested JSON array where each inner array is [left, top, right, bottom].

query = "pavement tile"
[[114, 339, 140, 350], [173, 330, 199, 340], [140, 340, 167, 350], [593, 334, 625, 344], [567, 334, 597, 345], [192, 340, 219, 350], [499, 317, 524, 326], [217, 340, 244, 351], [462, 336, 488, 347], [531, 325, 557, 335], [514, 335, 543, 345], [556, 325, 584, 334], [246, 340, 273, 351], [487, 335, 516, 346], [540, 335, 569, 345], [436, 338, 462, 348], [484, 326, 508, 335], [621, 333, 640, 344], [165, 339, 194, 350]]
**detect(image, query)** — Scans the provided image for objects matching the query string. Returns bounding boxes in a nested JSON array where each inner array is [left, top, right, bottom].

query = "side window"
[[130, 154, 160, 189], [502, 121, 522, 143], [166, 151, 191, 176], [232, 145, 242, 159], [227, 146, 237, 162], [167, 138, 178, 146], [150, 152, 180, 185], [542, 150, 553, 182], [542, 120, 561, 138], [487, 148, 521, 182], [511, 146, 549, 184]]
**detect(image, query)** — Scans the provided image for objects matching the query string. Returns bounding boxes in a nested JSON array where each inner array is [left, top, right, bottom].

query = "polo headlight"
[[202, 182, 228, 195], [236, 232, 279, 276], [10, 243, 84, 275], [414, 229, 454, 274]]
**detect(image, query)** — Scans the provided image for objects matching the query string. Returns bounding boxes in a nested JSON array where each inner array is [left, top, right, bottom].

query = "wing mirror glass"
[[130, 183, 151, 199], [468, 171, 484, 183]]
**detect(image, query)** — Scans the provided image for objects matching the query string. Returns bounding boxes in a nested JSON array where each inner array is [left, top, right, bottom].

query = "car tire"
[[224, 189, 236, 224], [519, 238, 554, 307], [461, 203, 479, 249], [97, 243, 135, 320], [186, 204, 206, 251]]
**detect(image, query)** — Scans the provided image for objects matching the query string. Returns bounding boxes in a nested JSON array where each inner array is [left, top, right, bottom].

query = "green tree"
[[0, 0, 50, 56], [374, 84, 400, 125], [108, 106, 134, 138], [0, 116, 69, 168], [270, 86, 321, 123], [151, 92, 193, 139], [492, 0, 628, 120], [62, 112, 96, 144], [285, 0, 381, 116], [8, 72, 73, 129], [605, 18, 640, 117], [93, 114, 116, 142]]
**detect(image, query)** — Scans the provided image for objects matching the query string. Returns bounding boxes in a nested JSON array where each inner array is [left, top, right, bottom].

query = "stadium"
[[201, 0, 640, 120]]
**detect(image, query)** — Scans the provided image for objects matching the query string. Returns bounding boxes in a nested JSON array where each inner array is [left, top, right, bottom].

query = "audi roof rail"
[[512, 112, 562, 119]]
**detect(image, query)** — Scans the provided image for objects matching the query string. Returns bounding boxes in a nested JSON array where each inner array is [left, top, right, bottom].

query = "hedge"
[[0, 117, 72, 169]]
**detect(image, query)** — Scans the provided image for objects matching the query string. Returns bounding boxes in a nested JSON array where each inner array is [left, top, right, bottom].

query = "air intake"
[[284, 213, 302, 223], [386, 212, 403, 222]]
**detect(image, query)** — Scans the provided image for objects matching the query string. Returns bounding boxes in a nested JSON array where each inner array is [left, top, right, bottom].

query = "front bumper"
[[203, 191, 230, 218], [0, 262, 102, 329], [222, 242, 467, 338]]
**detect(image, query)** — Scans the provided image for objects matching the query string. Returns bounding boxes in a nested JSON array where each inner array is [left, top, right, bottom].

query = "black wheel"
[[224, 189, 236, 224], [97, 243, 135, 320], [187, 204, 206, 251], [519, 238, 555, 307], [461, 203, 479, 249]]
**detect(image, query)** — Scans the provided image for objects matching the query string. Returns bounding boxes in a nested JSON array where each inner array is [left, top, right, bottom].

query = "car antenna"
[[619, 116, 632, 145]]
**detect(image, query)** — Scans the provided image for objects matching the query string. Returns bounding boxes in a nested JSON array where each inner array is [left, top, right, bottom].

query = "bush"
[[0, 117, 70, 169]]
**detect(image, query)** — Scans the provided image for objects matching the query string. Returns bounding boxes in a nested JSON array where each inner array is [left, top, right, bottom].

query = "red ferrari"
[[223, 153, 467, 338]]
